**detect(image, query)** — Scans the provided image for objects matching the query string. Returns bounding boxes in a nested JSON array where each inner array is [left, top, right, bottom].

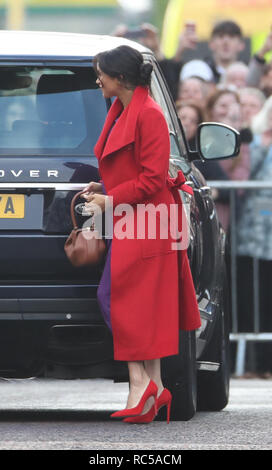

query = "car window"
[[0, 66, 108, 155], [150, 73, 174, 133], [149, 64, 191, 175]]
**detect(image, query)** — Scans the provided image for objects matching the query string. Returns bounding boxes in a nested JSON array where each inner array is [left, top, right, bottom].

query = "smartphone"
[[185, 21, 196, 34], [123, 29, 147, 40]]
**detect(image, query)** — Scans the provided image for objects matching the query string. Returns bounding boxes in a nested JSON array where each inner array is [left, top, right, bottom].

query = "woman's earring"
[[118, 74, 125, 85]]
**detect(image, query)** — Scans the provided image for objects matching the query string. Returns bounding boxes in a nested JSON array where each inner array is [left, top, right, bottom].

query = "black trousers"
[[235, 255, 272, 373]]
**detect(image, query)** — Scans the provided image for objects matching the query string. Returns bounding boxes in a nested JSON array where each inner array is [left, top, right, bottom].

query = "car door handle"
[[170, 158, 186, 170], [196, 186, 212, 196]]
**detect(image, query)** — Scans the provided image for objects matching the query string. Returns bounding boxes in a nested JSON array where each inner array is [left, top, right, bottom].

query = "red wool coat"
[[94, 86, 201, 361]]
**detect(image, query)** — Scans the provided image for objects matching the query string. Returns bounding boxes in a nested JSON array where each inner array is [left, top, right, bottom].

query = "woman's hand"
[[83, 181, 103, 194], [211, 188, 219, 200], [83, 192, 109, 214]]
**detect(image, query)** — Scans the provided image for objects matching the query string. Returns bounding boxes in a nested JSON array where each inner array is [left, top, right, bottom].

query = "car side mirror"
[[196, 122, 241, 161]]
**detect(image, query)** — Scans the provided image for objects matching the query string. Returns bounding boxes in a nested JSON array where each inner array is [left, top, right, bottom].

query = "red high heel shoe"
[[123, 388, 172, 424], [110, 379, 158, 418]]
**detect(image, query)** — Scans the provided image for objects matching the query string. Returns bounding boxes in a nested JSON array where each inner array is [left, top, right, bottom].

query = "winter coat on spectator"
[[236, 135, 272, 260], [215, 143, 251, 232], [158, 59, 183, 101]]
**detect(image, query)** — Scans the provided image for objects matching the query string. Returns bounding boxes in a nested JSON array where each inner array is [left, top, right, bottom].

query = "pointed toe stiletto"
[[123, 387, 172, 424], [158, 388, 172, 424], [123, 402, 157, 424], [110, 379, 158, 419]]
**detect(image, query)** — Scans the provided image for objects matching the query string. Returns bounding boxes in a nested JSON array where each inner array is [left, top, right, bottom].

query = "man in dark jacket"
[[206, 20, 246, 83]]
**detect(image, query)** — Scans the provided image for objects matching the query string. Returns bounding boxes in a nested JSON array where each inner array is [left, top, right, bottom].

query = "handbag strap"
[[70, 190, 88, 229]]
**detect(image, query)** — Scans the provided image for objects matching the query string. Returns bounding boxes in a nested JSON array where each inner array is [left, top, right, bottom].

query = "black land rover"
[[0, 30, 239, 421]]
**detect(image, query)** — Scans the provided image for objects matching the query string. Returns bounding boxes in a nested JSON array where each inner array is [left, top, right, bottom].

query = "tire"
[[197, 270, 230, 411], [161, 330, 197, 421]]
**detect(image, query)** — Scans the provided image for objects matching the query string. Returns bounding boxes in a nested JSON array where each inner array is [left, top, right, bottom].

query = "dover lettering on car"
[[0, 31, 240, 420]]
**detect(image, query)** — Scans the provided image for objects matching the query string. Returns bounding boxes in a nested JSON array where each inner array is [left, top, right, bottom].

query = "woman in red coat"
[[83, 45, 201, 423]]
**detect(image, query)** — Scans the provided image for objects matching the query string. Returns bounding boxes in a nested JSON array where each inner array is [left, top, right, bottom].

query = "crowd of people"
[[113, 19, 272, 374]]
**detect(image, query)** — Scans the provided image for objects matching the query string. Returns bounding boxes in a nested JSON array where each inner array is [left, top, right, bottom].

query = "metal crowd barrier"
[[208, 180, 272, 376]]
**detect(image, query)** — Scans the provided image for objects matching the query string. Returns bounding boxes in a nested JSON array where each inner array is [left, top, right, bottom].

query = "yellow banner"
[[161, 0, 186, 59], [162, 0, 272, 57]]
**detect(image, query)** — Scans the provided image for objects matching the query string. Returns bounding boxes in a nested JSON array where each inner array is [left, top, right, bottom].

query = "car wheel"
[[197, 270, 230, 411], [161, 330, 197, 421]]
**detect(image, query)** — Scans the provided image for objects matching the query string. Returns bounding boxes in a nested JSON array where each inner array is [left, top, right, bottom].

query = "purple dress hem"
[[96, 181, 112, 331]]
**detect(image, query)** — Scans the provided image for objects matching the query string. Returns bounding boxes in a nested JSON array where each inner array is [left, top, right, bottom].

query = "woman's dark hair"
[[93, 45, 153, 89], [176, 102, 205, 125]]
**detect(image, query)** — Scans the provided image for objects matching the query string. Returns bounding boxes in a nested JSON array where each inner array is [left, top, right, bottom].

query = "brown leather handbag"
[[64, 190, 106, 267]]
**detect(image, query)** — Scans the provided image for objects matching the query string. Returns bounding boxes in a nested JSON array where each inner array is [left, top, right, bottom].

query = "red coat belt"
[[166, 170, 193, 196]]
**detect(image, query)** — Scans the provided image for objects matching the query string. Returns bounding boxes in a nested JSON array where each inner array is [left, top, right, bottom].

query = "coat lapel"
[[94, 98, 123, 160], [94, 86, 149, 162]]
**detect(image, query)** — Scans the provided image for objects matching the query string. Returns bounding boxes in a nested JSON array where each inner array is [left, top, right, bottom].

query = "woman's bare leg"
[[125, 359, 164, 414], [144, 359, 164, 396], [126, 361, 150, 409]]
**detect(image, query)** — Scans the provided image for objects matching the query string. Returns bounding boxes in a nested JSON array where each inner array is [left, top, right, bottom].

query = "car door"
[[149, 57, 223, 303], [149, 60, 201, 294]]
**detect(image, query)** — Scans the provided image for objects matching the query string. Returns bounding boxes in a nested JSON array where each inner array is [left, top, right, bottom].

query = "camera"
[[123, 28, 147, 40]]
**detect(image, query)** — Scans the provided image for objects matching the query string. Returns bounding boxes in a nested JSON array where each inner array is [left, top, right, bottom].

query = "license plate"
[[0, 194, 25, 218]]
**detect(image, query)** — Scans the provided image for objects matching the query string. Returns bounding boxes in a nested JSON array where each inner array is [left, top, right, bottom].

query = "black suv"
[[0, 31, 239, 421]]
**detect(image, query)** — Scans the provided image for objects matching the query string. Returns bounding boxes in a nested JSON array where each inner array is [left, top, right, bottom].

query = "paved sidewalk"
[[0, 378, 271, 450]]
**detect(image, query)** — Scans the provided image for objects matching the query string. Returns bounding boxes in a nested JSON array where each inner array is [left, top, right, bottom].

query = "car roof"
[[0, 30, 151, 60]]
